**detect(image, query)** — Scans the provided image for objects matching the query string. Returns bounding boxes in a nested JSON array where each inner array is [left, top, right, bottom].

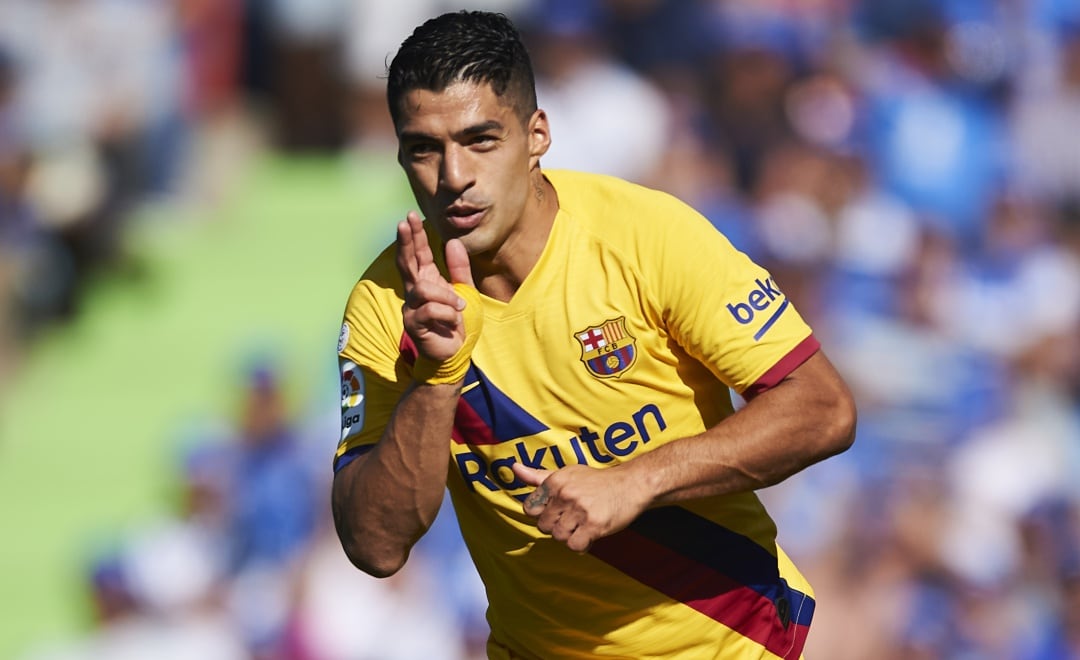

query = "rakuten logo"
[[726, 277, 790, 341], [454, 403, 667, 497]]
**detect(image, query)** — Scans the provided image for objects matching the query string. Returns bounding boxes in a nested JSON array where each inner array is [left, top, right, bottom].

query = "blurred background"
[[1, 0, 1079, 658]]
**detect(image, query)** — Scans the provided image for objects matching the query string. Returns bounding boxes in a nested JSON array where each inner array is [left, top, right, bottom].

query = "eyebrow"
[[398, 120, 505, 144], [460, 120, 504, 136]]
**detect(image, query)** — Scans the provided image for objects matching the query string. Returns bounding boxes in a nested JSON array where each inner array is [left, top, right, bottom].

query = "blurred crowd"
[[6, 0, 1080, 658]]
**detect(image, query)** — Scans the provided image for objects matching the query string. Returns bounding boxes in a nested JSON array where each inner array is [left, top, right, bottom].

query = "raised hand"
[[395, 212, 475, 364], [512, 462, 651, 553]]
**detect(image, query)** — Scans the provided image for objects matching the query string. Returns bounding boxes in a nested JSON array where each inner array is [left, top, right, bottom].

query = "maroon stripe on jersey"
[[399, 333, 419, 364], [451, 398, 499, 445], [401, 332, 544, 447], [741, 335, 820, 401], [590, 528, 803, 657], [401, 332, 491, 445]]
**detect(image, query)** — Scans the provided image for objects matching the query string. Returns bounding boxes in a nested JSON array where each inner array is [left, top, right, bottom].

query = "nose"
[[440, 144, 474, 194]]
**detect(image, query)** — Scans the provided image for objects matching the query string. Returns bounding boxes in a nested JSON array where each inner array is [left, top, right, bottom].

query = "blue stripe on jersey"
[[333, 443, 375, 473], [459, 364, 548, 443], [627, 506, 814, 627], [753, 299, 791, 341]]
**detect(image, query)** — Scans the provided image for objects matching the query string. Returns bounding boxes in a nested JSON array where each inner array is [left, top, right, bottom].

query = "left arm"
[[512, 350, 856, 552]]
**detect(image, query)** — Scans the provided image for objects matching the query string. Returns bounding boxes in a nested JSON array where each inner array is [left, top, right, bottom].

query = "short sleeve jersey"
[[335, 170, 821, 659]]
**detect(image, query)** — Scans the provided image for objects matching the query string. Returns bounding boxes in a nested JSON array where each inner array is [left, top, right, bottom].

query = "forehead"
[[395, 81, 517, 135]]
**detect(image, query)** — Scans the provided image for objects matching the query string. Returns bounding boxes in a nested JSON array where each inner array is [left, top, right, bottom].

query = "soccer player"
[[331, 10, 856, 659]]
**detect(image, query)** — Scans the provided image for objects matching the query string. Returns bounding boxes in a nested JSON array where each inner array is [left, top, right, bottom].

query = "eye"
[[406, 142, 437, 158], [470, 134, 498, 149]]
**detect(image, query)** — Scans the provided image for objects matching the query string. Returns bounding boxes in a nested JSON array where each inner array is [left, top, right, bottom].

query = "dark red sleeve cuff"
[[741, 335, 820, 401]]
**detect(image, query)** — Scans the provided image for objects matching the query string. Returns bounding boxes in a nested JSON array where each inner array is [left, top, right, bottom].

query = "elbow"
[[353, 555, 407, 580], [825, 388, 857, 457], [331, 464, 410, 579], [339, 535, 408, 579], [331, 499, 408, 578]]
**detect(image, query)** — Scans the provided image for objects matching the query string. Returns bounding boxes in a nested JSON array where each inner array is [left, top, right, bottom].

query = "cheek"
[[496, 153, 532, 198], [495, 169, 530, 219], [406, 168, 439, 206]]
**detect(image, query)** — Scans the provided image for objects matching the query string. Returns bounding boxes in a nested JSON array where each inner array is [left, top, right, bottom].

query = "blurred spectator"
[[851, 0, 1011, 246], [0, 0, 186, 349], [171, 0, 257, 206], [18, 548, 247, 660], [1012, 26, 1080, 203], [1015, 500, 1080, 659], [286, 525, 473, 660], [600, 0, 713, 88], [217, 364, 318, 656], [342, 0, 441, 150], [524, 1, 673, 182], [927, 194, 1080, 363], [262, 0, 350, 151], [224, 365, 317, 572], [0, 45, 78, 365], [703, 11, 801, 195], [342, 0, 532, 150]]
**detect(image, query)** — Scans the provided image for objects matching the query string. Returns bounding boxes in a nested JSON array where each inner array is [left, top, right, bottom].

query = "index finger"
[[395, 212, 428, 283]]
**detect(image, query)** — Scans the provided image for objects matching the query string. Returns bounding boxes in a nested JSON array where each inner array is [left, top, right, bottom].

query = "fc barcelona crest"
[[574, 317, 637, 379]]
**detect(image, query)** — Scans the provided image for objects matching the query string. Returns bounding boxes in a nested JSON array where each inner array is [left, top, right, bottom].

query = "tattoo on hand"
[[526, 484, 549, 509]]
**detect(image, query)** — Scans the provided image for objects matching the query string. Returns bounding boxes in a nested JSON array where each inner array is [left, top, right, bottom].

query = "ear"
[[527, 109, 551, 168]]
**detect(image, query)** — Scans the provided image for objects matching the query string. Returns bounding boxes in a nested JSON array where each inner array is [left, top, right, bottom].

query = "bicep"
[[751, 350, 857, 453]]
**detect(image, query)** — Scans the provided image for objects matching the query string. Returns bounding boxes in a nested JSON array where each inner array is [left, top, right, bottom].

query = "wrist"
[[616, 456, 663, 511], [411, 283, 484, 385]]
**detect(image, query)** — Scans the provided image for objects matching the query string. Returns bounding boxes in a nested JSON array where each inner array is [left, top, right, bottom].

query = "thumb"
[[444, 238, 474, 288], [512, 462, 548, 487]]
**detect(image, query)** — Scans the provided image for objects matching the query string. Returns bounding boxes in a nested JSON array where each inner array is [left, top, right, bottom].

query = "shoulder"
[[545, 169, 730, 260], [547, 169, 692, 214], [344, 240, 404, 321], [547, 169, 713, 236]]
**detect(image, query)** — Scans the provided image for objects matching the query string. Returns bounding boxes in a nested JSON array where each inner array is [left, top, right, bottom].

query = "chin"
[[457, 230, 497, 257]]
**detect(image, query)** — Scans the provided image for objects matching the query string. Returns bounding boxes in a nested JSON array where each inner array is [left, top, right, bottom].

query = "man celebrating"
[[331, 10, 855, 659]]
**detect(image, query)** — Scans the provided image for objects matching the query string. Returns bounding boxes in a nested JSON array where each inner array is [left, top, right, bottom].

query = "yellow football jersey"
[[336, 170, 821, 659]]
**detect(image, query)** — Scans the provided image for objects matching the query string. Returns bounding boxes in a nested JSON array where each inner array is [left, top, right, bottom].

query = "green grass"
[[0, 151, 413, 657]]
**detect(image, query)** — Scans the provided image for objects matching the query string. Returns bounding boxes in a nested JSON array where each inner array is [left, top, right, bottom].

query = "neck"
[[473, 169, 558, 303]]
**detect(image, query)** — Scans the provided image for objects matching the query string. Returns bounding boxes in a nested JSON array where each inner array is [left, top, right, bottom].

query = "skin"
[[332, 80, 857, 575], [395, 81, 558, 302]]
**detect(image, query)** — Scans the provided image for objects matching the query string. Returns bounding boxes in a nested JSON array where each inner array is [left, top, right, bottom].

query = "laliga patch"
[[340, 359, 365, 441], [338, 322, 350, 353], [574, 316, 637, 379]]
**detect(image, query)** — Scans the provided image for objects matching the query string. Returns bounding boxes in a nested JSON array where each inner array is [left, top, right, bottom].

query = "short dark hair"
[[387, 11, 538, 128]]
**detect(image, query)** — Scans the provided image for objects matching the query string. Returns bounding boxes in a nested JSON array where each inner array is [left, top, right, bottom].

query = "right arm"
[[331, 213, 478, 577], [331, 380, 460, 577]]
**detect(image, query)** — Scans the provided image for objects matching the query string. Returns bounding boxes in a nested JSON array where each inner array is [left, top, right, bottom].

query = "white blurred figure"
[[1012, 30, 1080, 202], [0, 0, 176, 152], [17, 541, 246, 660], [0, 0, 182, 273], [943, 378, 1080, 590], [927, 195, 1080, 362], [526, 6, 672, 183], [288, 528, 470, 660]]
